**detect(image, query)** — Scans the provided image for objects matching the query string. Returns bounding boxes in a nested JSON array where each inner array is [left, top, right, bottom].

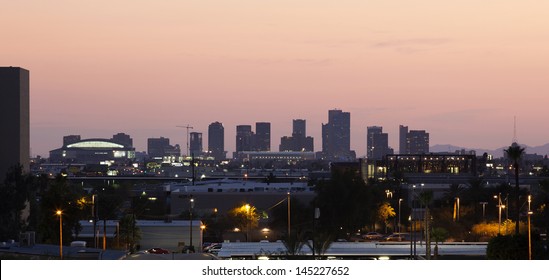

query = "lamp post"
[[480, 202, 488, 220], [92, 194, 97, 248], [287, 192, 291, 237], [189, 196, 194, 251], [409, 215, 412, 259], [412, 184, 417, 258], [528, 194, 532, 260], [200, 224, 206, 252], [56, 210, 63, 260], [494, 193, 505, 235], [398, 198, 403, 233]]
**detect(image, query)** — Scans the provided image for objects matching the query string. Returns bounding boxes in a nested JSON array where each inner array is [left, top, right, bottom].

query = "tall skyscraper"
[[208, 121, 225, 160], [279, 119, 314, 152], [189, 132, 203, 156], [236, 125, 253, 152], [293, 119, 306, 137], [399, 125, 429, 154], [255, 122, 271, 151], [399, 125, 408, 154], [408, 130, 430, 154], [0, 67, 29, 179], [367, 126, 391, 160], [322, 109, 354, 160]]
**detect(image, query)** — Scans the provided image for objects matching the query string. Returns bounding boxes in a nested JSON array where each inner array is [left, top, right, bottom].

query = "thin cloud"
[[372, 38, 451, 53]]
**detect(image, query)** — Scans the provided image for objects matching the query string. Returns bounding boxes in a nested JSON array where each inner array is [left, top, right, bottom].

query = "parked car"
[[146, 247, 171, 254], [362, 232, 384, 240], [205, 243, 222, 255], [385, 233, 409, 242]]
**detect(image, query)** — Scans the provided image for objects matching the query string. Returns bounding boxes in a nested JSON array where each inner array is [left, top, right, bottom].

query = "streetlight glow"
[[56, 210, 63, 259], [528, 194, 533, 260]]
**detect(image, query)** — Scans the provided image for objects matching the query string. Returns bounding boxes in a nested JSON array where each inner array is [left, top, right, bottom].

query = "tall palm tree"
[[504, 143, 525, 235], [118, 214, 141, 253], [419, 190, 434, 259]]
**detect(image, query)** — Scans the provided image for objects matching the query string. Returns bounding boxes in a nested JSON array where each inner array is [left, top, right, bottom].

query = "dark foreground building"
[[0, 67, 30, 180]]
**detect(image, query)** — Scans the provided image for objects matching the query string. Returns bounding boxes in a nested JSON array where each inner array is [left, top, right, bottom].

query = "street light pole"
[[92, 194, 97, 249], [56, 210, 63, 260], [412, 184, 417, 258], [189, 196, 194, 252], [494, 193, 504, 235], [480, 202, 488, 220], [528, 194, 532, 260], [287, 192, 291, 237], [398, 198, 402, 233]]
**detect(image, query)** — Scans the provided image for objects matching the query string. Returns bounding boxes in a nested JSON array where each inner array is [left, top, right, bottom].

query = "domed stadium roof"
[[66, 139, 125, 149]]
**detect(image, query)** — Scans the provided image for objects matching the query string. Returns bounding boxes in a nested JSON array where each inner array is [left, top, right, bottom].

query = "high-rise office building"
[[408, 130, 430, 154], [236, 125, 254, 152], [322, 109, 354, 160], [189, 132, 203, 156], [399, 125, 429, 154], [367, 126, 392, 160], [293, 119, 306, 137], [112, 133, 133, 148], [255, 122, 271, 151], [279, 119, 314, 152], [0, 67, 29, 179], [208, 121, 225, 160], [399, 125, 408, 154]]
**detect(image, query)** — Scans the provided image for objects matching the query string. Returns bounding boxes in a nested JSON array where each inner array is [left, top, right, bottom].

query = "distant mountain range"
[[430, 143, 549, 158]]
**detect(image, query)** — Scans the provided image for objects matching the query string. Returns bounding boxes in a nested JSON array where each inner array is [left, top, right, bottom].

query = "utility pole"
[[176, 125, 193, 157]]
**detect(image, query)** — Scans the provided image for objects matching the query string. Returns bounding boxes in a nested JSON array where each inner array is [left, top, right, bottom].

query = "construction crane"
[[176, 125, 193, 156]]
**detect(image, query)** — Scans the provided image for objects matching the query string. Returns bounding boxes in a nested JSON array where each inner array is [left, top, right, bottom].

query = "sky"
[[2, 0, 549, 158]]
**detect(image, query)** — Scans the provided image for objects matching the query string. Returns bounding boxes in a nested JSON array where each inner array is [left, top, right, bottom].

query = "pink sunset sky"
[[2, 0, 548, 157]]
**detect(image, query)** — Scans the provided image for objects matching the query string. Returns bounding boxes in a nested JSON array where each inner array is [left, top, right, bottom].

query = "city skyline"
[[2, 1, 548, 157]]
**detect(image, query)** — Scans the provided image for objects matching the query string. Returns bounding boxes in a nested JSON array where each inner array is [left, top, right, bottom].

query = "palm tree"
[[282, 231, 305, 257], [306, 231, 334, 258], [431, 227, 449, 259], [504, 143, 525, 235], [118, 214, 141, 253], [419, 190, 434, 259], [465, 177, 487, 223]]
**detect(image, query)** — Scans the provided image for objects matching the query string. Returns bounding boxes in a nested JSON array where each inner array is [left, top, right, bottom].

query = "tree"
[[419, 190, 433, 259], [505, 143, 525, 235], [431, 227, 449, 259], [536, 179, 549, 248], [0, 165, 36, 240], [95, 186, 124, 249], [305, 231, 334, 258], [268, 197, 309, 237], [228, 203, 259, 241], [464, 177, 487, 223], [117, 214, 141, 253], [314, 171, 382, 235], [282, 231, 305, 257], [491, 234, 549, 259], [37, 175, 86, 245], [377, 202, 396, 233]]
